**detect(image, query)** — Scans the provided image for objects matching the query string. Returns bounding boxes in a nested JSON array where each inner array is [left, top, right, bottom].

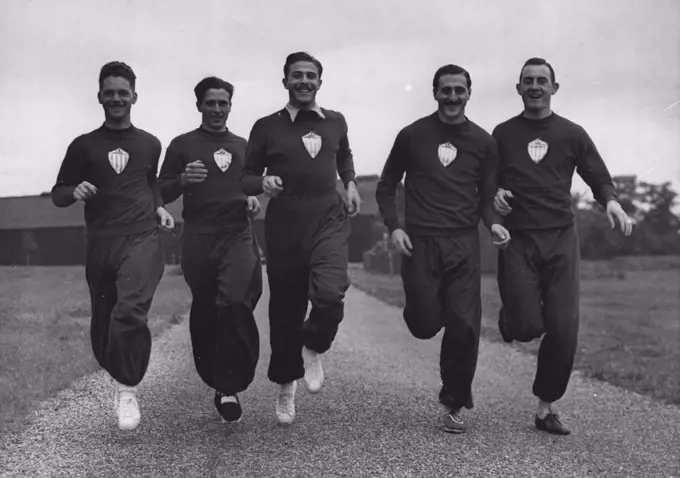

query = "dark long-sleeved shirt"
[[493, 113, 617, 230], [376, 113, 501, 236], [158, 127, 249, 233], [240, 107, 356, 198], [51, 124, 163, 236]]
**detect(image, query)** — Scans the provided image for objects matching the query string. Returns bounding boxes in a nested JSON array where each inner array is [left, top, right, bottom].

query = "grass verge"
[[348, 256, 680, 406], [0, 265, 191, 437]]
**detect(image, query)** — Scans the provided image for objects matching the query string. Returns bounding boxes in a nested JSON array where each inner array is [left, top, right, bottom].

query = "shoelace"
[[119, 396, 136, 416]]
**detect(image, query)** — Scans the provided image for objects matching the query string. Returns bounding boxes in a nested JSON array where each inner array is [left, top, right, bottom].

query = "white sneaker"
[[115, 384, 141, 431], [276, 381, 297, 425], [302, 347, 324, 393]]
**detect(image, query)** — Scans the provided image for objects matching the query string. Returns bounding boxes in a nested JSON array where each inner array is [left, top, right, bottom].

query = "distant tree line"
[[575, 176, 680, 260]]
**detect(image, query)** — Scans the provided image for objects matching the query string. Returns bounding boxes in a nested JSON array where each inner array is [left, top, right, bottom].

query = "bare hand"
[[391, 228, 413, 256], [73, 181, 98, 201], [156, 207, 175, 230], [346, 182, 361, 217], [263, 175, 283, 198], [181, 161, 208, 186], [490, 224, 511, 249], [606, 201, 633, 236], [494, 188, 514, 216], [246, 196, 261, 218]]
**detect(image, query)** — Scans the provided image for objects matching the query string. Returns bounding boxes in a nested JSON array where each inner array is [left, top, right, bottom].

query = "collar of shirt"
[[285, 103, 326, 122]]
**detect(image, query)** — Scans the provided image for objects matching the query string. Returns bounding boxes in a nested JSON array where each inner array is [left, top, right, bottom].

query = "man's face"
[[516, 64, 558, 112], [434, 73, 470, 123], [98, 76, 136, 120], [197, 88, 231, 132], [283, 61, 322, 107]]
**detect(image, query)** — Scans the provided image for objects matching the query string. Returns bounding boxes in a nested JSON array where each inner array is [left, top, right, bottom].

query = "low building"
[[0, 176, 498, 272]]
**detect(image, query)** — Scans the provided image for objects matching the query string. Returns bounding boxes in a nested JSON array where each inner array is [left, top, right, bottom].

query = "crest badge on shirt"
[[213, 148, 232, 172], [302, 131, 322, 159], [108, 148, 129, 174], [527, 139, 549, 163], [437, 142, 457, 167]]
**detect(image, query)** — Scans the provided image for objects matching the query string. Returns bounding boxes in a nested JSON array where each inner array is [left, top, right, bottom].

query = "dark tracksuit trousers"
[[181, 225, 262, 396], [86, 227, 165, 387], [497, 224, 580, 403], [264, 191, 350, 385], [401, 229, 481, 411]]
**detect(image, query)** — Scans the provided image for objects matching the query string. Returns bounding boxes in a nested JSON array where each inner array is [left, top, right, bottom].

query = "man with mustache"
[[241, 51, 361, 425], [51, 61, 174, 431], [376, 64, 510, 434], [492, 58, 633, 435], [158, 76, 263, 424]]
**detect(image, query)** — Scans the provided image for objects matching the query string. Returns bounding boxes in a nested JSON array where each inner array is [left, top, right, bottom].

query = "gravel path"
[[1, 278, 678, 477]]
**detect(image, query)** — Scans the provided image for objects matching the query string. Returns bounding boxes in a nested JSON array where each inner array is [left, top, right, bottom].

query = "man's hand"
[[262, 175, 284, 198], [346, 181, 361, 217], [391, 228, 413, 256], [490, 224, 511, 249], [156, 207, 175, 230], [606, 200, 633, 236], [73, 181, 98, 201], [246, 196, 261, 218], [494, 188, 514, 216], [180, 161, 208, 186]]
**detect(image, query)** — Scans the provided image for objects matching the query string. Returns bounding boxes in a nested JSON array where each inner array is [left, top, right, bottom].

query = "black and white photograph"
[[0, 0, 678, 476]]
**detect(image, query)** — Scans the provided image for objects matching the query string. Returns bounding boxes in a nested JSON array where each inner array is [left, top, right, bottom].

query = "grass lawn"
[[0, 265, 191, 437], [349, 255, 680, 406]]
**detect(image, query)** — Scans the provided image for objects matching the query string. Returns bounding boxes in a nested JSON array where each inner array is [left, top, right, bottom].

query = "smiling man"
[[51, 61, 174, 431], [241, 51, 361, 425], [492, 58, 633, 435], [376, 64, 510, 434], [158, 76, 263, 425]]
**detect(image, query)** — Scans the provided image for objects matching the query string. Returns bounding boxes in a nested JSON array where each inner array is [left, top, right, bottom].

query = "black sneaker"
[[442, 410, 466, 434], [498, 307, 513, 343], [535, 412, 570, 435], [214, 392, 242, 423]]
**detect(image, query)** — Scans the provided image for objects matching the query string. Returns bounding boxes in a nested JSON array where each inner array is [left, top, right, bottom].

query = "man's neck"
[[201, 124, 227, 133], [104, 116, 132, 130], [288, 99, 317, 111], [523, 108, 553, 120], [437, 110, 466, 125]]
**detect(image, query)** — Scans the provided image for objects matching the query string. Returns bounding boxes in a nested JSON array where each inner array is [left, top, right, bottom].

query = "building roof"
[[0, 175, 392, 230]]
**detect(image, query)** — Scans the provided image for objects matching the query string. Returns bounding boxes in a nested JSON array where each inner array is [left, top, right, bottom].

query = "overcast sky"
[[1, 0, 678, 199]]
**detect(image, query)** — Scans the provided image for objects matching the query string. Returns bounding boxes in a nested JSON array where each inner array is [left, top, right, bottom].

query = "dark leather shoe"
[[535, 413, 571, 435]]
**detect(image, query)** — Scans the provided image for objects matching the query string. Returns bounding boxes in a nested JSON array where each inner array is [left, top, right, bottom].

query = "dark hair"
[[193, 76, 235, 103], [432, 64, 471, 93], [99, 61, 136, 90], [283, 51, 323, 78], [519, 57, 556, 84]]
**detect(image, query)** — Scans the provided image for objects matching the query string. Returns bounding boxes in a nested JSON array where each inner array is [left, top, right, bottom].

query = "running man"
[[158, 76, 262, 424], [492, 57, 633, 435], [51, 61, 174, 431], [240, 51, 361, 425], [376, 64, 510, 434]]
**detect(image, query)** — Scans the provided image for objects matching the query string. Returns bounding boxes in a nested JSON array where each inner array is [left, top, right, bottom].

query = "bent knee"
[[404, 308, 442, 339]]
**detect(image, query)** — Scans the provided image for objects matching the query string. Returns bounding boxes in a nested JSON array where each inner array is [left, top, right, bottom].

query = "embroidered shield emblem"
[[213, 148, 232, 172], [108, 148, 129, 174], [527, 139, 549, 163], [302, 132, 322, 158], [437, 142, 457, 167]]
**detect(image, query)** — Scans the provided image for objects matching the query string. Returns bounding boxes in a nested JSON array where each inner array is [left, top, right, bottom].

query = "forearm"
[[376, 178, 402, 233], [159, 177, 183, 204], [51, 185, 77, 207], [480, 142, 503, 229], [158, 145, 186, 204], [240, 172, 264, 196], [336, 139, 356, 187], [578, 133, 618, 209]]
